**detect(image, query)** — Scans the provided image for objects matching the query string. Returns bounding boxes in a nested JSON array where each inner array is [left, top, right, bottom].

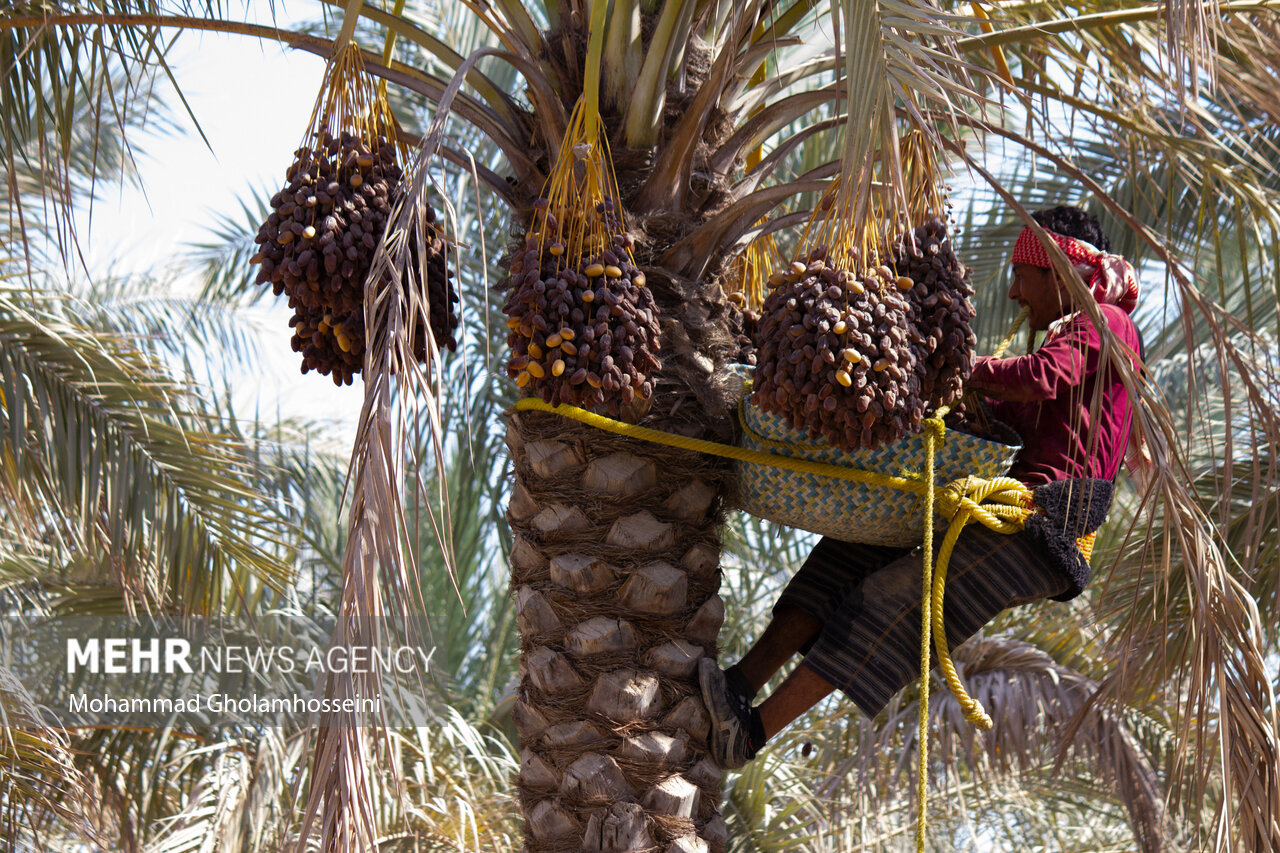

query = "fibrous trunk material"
[[507, 410, 730, 853]]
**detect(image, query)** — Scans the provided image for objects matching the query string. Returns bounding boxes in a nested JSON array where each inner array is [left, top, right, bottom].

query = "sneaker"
[[698, 658, 757, 769]]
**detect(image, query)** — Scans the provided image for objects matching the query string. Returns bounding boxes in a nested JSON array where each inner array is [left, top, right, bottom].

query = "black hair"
[[1030, 205, 1111, 253]]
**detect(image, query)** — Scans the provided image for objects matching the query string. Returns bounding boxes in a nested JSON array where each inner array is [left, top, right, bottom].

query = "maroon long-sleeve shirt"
[[967, 304, 1140, 486]]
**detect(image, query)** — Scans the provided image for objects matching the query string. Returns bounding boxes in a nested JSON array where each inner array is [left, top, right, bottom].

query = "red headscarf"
[[1011, 226, 1140, 314]]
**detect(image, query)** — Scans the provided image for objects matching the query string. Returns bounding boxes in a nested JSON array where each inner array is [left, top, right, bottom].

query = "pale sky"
[[85, 19, 322, 274]]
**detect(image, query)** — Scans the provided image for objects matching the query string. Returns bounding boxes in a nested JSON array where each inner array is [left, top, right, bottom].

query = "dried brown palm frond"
[[291, 366, 408, 850], [716, 650, 1166, 852], [1103, 489, 1277, 848], [1085, 337, 1280, 850], [1194, 452, 1280, 642], [957, 2, 1217, 103], [294, 37, 483, 851], [286, 15, 420, 853], [1, 667, 100, 851], [758, 635, 1168, 851], [1074, 228, 1278, 853], [936, 636, 1170, 852]]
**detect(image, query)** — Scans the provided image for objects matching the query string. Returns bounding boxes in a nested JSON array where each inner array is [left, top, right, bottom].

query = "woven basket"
[[731, 368, 1021, 547]]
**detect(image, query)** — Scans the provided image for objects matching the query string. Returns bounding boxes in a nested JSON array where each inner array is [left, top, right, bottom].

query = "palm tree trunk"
[[507, 401, 733, 853]]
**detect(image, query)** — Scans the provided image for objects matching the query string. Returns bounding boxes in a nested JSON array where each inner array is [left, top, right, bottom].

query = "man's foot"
[[698, 658, 759, 769]]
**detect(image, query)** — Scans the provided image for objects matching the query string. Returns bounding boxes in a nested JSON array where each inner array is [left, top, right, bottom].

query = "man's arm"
[[966, 318, 1097, 403]]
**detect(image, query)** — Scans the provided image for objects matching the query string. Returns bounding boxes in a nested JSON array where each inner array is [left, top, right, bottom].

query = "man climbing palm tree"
[[700, 205, 1144, 769]]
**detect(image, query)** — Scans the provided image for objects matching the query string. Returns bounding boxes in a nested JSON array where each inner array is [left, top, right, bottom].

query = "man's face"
[[1008, 263, 1065, 331]]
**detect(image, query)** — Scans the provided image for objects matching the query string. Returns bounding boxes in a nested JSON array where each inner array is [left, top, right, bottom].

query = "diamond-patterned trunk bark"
[[507, 409, 730, 853]]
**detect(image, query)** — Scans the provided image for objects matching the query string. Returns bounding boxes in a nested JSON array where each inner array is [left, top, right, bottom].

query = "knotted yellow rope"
[[922, 475, 1031, 717]]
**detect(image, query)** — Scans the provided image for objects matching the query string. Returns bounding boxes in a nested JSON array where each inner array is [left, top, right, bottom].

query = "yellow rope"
[[512, 397, 938, 497], [909, 307, 1032, 836], [931, 483, 1027, 715], [915, 416, 943, 852]]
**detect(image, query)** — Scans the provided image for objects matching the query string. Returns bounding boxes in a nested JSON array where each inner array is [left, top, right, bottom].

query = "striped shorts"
[[775, 525, 1069, 717]]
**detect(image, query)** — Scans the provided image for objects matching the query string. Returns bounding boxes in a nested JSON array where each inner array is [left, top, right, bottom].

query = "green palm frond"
[[0, 0, 192, 261], [389, 709, 520, 851], [717, 514, 816, 666], [0, 522, 58, 598], [0, 64, 158, 268], [0, 284, 294, 616], [724, 751, 822, 853], [132, 729, 308, 853], [3, 412, 381, 853], [64, 270, 266, 378], [187, 190, 278, 308], [250, 417, 352, 602], [410, 406, 516, 711]]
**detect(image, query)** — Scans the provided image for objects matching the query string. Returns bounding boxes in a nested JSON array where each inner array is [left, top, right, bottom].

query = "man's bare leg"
[[700, 609, 834, 767], [757, 663, 836, 739], [732, 604, 822, 693], [732, 601, 819, 686]]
